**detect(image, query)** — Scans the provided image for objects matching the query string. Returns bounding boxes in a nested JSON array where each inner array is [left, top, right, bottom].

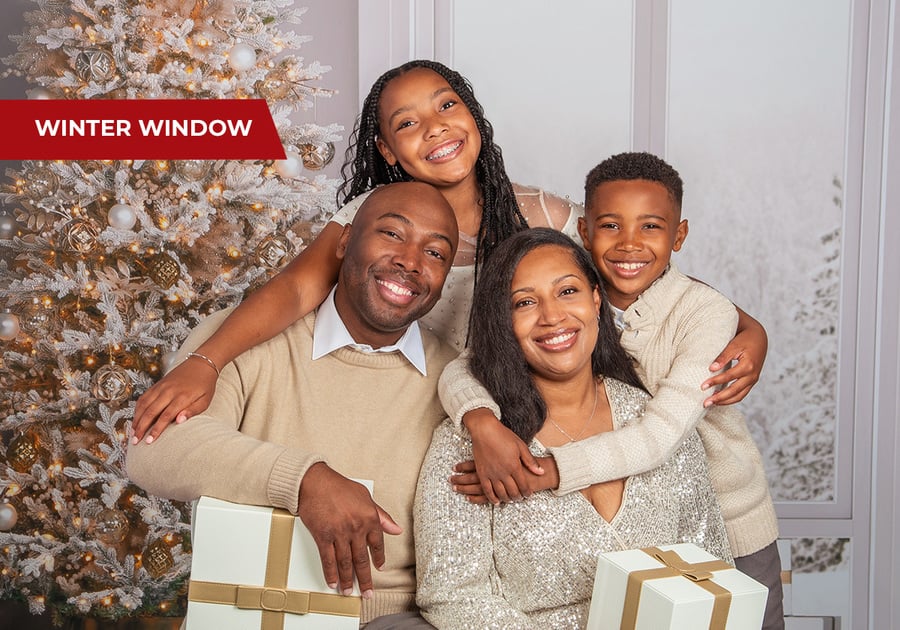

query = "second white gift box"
[[185, 495, 364, 630], [587, 542, 768, 630]]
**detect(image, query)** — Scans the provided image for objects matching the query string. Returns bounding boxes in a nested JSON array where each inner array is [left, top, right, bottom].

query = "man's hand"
[[451, 456, 559, 504], [297, 463, 401, 599], [463, 409, 545, 504]]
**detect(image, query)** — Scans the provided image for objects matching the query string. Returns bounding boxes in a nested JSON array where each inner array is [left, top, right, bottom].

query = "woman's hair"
[[468, 228, 646, 443], [336, 59, 526, 274]]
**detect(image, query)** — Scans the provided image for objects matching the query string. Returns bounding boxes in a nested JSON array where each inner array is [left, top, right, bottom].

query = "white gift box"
[[587, 543, 768, 630], [185, 495, 366, 630]]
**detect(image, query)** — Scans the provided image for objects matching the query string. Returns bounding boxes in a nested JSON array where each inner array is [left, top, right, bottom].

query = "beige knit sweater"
[[439, 264, 778, 557], [127, 311, 457, 623]]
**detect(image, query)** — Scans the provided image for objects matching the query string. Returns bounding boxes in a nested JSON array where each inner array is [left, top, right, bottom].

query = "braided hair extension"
[[336, 60, 527, 278]]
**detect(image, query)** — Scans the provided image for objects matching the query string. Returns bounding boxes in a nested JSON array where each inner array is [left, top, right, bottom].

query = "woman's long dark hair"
[[468, 228, 646, 443], [336, 60, 526, 277]]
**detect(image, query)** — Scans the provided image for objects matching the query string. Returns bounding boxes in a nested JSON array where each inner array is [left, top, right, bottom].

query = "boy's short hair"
[[585, 151, 683, 211]]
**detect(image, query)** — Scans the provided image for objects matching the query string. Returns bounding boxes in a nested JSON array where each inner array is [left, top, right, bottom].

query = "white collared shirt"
[[311, 288, 428, 376]]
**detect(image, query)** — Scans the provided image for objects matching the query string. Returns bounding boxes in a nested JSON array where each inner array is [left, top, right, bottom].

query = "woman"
[[414, 228, 731, 629]]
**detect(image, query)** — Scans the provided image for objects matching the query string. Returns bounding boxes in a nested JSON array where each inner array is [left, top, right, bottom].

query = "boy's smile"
[[579, 179, 688, 310]]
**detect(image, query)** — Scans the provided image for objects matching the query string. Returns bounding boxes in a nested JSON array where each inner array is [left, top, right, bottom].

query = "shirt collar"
[[312, 287, 428, 376]]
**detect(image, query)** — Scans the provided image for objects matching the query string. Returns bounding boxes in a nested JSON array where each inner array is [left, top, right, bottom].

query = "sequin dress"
[[414, 378, 732, 630], [330, 184, 582, 352]]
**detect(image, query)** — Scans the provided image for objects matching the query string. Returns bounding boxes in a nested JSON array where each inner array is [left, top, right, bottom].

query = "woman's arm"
[[414, 421, 532, 630], [701, 305, 768, 406], [132, 221, 345, 442]]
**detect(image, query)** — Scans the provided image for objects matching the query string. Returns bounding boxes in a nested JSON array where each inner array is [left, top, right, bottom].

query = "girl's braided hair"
[[337, 60, 527, 275]]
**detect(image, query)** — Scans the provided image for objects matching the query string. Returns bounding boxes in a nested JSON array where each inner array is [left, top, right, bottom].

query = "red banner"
[[0, 99, 286, 160]]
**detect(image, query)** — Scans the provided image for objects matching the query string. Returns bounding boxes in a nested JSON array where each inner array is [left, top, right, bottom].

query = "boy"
[[440, 152, 783, 629]]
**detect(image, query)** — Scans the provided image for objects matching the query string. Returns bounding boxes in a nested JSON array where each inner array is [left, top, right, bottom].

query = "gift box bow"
[[187, 508, 360, 630], [621, 546, 733, 630]]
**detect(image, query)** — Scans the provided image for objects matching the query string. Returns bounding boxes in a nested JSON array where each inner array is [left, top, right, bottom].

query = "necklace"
[[546, 378, 600, 443]]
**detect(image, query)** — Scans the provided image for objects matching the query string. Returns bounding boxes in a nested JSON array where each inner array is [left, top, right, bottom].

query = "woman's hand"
[[131, 358, 218, 444], [702, 308, 768, 406], [457, 409, 549, 503]]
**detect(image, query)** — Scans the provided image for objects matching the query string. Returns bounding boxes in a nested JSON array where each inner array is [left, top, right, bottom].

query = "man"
[[127, 182, 459, 628]]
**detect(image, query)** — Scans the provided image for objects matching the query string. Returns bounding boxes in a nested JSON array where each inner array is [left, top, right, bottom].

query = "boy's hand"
[[462, 409, 545, 504], [132, 360, 218, 444], [451, 457, 559, 504], [298, 463, 400, 600], [702, 323, 767, 407]]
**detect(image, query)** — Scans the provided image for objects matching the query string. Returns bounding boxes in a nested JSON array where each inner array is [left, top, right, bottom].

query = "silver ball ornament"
[[274, 151, 303, 179], [0, 502, 17, 531], [27, 87, 53, 100], [227, 43, 257, 72], [107, 204, 137, 230], [0, 214, 15, 239], [0, 311, 20, 340]]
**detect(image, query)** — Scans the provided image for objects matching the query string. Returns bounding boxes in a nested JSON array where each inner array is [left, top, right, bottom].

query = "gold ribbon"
[[620, 547, 732, 630], [188, 509, 361, 630]]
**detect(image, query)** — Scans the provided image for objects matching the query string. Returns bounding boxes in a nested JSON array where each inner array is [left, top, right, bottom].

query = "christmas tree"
[[0, 0, 341, 623]]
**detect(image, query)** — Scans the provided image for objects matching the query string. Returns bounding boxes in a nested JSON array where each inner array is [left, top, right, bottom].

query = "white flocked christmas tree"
[[0, 0, 340, 622]]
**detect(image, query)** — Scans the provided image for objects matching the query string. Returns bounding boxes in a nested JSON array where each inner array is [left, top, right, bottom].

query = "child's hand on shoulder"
[[455, 409, 554, 503], [131, 358, 218, 444]]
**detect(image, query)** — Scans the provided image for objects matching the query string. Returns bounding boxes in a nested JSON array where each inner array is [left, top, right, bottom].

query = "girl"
[[132, 60, 766, 443]]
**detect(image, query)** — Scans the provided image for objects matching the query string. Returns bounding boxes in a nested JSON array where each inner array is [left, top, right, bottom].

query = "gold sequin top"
[[414, 378, 732, 630]]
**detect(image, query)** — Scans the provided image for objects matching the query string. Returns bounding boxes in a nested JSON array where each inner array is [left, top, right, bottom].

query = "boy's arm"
[[438, 353, 545, 502], [550, 290, 739, 495], [132, 220, 345, 441], [702, 305, 767, 405]]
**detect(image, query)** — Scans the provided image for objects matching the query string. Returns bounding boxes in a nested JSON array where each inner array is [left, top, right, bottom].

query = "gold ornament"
[[255, 234, 293, 268], [74, 49, 116, 82], [27, 165, 60, 198], [257, 75, 291, 100], [90, 364, 133, 404], [148, 253, 181, 289], [19, 302, 54, 334], [143, 538, 174, 578], [93, 508, 129, 544], [299, 142, 336, 170], [7, 434, 39, 473], [64, 220, 100, 253]]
